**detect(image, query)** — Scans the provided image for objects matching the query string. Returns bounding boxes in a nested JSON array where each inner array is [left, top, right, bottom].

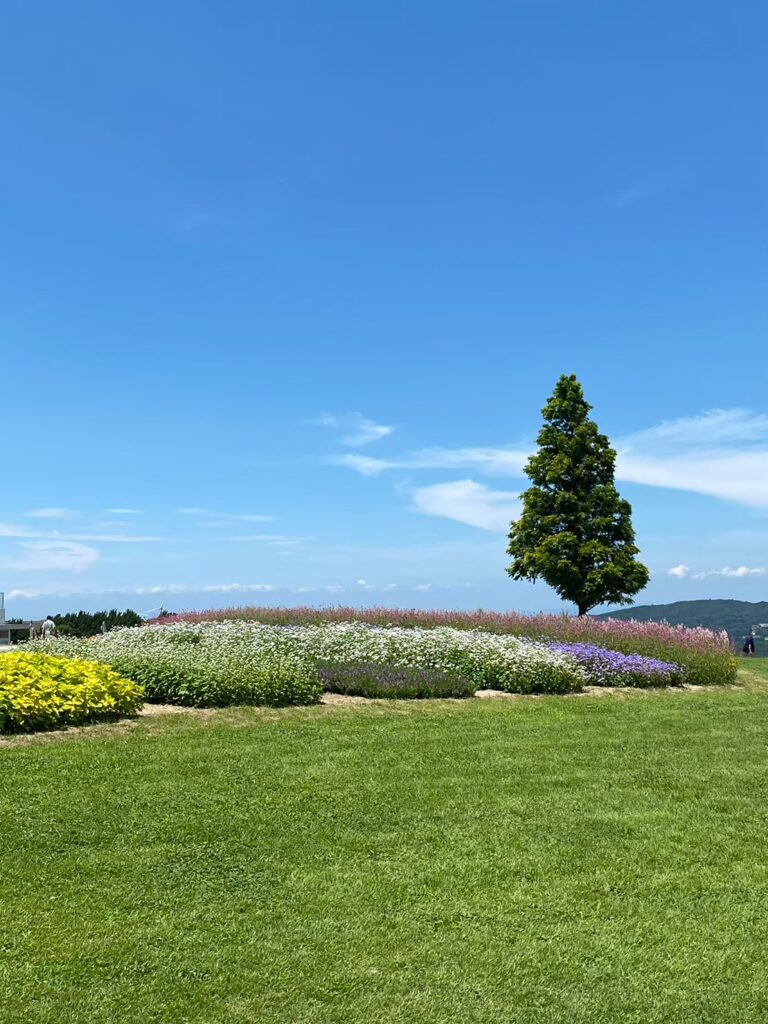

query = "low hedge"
[[0, 653, 143, 733], [318, 662, 476, 699]]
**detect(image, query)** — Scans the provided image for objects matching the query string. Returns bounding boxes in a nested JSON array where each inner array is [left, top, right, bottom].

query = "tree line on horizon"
[[7, 608, 144, 642]]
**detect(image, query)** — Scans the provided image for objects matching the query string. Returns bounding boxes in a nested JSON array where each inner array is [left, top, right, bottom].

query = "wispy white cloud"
[[71, 532, 160, 543], [26, 508, 73, 519], [413, 479, 520, 532], [6, 580, 421, 603], [179, 508, 273, 525], [334, 408, 768, 510], [4, 576, 503, 606], [106, 508, 143, 515], [333, 446, 528, 477], [6, 582, 273, 600], [315, 412, 394, 446], [0, 523, 160, 543], [224, 534, 304, 547], [1, 542, 99, 574], [293, 581, 407, 594], [616, 451, 768, 507], [622, 408, 768, 448], [668, 563, 767, 580], [199, 583, 274, 593], [616, 409, 768, 508], [115, 582, 275, 595], [695, 566, 767, 580], [332, 454, 397, 476]]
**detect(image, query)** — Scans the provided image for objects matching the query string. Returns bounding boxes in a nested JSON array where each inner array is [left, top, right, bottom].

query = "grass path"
[[2, 665, 768, 1023]]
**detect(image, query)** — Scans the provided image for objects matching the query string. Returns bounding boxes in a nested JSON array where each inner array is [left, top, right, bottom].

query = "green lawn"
[[3, 668, 768, 1023]]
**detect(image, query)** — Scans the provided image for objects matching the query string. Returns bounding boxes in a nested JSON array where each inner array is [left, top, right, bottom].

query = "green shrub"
[[318, 662, 476, 699], [0, 652, 143, 733], [108, 652, 321, 708]]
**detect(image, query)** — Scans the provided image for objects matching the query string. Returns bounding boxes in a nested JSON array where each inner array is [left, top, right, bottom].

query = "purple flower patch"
[[317, 661, 476, 699], [547, 642, 685, 688]]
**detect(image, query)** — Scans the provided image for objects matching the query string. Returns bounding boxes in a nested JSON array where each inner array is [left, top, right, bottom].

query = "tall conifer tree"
[[507, 374, 649, 615]]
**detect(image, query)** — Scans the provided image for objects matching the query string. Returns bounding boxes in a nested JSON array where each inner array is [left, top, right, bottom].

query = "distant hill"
[[595, 600, 768, 653]]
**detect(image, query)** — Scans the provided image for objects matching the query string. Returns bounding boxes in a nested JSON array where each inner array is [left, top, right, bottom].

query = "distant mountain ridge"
[[595, 599, 768, 650]]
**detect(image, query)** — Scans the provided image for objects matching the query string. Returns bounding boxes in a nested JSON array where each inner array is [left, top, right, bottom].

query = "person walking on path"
[[742, 630, 756, 656], [41, 615, 57, 640]]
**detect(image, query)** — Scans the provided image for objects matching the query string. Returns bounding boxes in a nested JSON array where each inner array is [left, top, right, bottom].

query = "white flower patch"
[[31, 621, 587, 695]]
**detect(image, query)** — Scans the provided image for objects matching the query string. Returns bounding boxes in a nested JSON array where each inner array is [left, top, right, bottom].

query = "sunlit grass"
[[2, 668, 767, 1022]]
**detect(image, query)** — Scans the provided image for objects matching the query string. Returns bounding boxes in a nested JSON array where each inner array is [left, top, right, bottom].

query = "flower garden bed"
[[153, 605, 737, 686], [27, 618, 704, 708]]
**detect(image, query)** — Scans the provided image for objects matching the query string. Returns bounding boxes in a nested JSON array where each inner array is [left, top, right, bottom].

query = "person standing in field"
[[742, 631, 756, 656], [41, 615, 57, 640]]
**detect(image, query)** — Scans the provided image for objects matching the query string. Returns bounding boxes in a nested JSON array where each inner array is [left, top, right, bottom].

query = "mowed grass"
[[3, 668, 768, 1023]]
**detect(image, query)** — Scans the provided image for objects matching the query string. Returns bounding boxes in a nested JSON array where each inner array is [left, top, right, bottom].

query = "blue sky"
[[2, 1, 767, 617]]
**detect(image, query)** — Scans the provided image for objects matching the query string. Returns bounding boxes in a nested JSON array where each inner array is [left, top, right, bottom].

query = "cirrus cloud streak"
[[334, 408, 768, 510], [668, 564, 767, 580]]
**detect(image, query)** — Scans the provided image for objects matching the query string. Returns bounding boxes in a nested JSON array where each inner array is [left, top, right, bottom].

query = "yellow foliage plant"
[[0, 652, 144, 733]]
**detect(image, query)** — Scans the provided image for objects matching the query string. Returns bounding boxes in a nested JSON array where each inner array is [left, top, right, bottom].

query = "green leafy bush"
[[111, 651, 320, 707], [0, 652, 143, 733], [318, 662, 476, 699]]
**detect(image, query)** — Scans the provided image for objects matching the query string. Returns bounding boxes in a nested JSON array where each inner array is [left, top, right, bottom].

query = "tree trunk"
[[577, 603, 590, 617]]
